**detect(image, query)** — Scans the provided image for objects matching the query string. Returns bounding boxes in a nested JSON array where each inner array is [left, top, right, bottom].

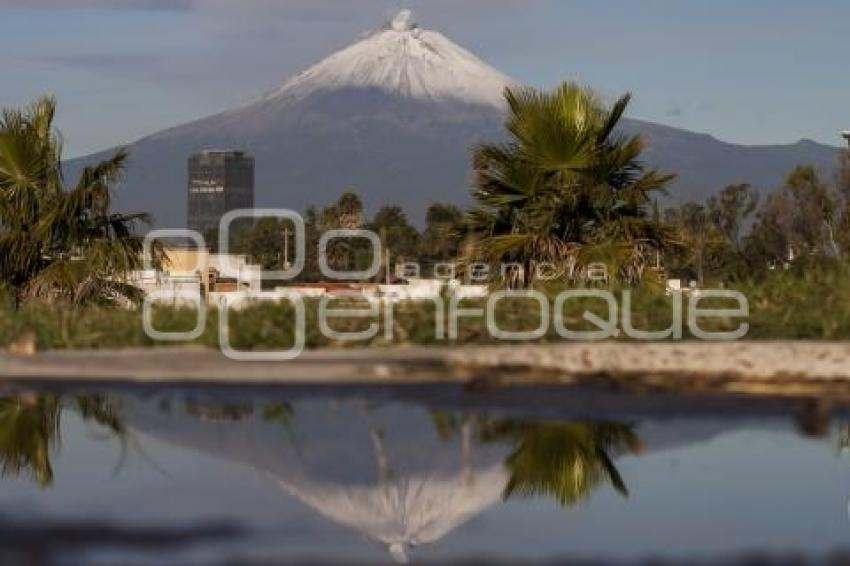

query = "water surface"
[[0, 384, 848, 564]]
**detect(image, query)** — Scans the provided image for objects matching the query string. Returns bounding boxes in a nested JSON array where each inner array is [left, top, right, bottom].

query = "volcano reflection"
[[124, 398, 639, 562], [0, 392, 640, 562]]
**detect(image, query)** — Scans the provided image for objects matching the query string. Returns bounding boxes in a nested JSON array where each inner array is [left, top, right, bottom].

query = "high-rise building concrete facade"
[[187, 150, 254, 238]]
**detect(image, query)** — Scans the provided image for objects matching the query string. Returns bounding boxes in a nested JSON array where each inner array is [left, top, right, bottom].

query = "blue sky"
[[1, 0, 848, 157]]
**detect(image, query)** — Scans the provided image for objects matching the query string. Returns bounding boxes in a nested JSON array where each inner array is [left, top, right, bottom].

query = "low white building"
[[130, 246, 261, 305], [133, 247, 490, 309]]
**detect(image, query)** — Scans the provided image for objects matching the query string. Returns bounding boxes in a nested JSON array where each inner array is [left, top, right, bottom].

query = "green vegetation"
[[0, 97, 158, 308], [468, 82, 676, 286], [233, 192, 464, 282], [1, 264, 849, 353], [1, 86, 849, 351], [665, 161, 850, 285]]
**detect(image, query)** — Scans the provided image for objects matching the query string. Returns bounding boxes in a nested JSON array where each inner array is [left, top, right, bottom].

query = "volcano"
[[68, 10, 839, 228]]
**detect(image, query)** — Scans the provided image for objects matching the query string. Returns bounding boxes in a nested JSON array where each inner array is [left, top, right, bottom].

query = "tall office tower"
[[187, 150, 255, 240]]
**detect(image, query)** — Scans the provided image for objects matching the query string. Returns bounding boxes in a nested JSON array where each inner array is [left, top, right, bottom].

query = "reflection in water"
[[480, 420, 641, 506], [126, 398, 640, 562], [0, 393, 123, 486], [431, 411, 641, 506], [0, 393, 639, 562], [8, 392, 845, 564]]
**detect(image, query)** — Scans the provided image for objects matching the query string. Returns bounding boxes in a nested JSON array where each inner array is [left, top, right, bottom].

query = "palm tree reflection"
[[432, 411, 641, 506], [481, 420, 641, 506], [0, 394, 61, 486], [0, 393, 124, 487]]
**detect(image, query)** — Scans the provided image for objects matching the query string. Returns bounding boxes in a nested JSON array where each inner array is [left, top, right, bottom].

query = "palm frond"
[[0, 98, 147, 306], [469, 82, 675, 287]]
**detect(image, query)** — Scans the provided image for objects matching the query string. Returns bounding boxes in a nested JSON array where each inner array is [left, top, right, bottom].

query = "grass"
[[0, 263, 848, 352], [741, 263, 850, 339]]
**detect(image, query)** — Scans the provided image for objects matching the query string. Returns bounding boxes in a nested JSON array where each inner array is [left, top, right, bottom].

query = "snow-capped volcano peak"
[[388, 9, 417, 32], [263, 10, 516, 108]]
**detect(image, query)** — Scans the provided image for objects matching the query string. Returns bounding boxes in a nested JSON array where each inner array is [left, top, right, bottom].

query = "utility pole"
[[282, 226, 292, 270], [379, 227, 390, 284]]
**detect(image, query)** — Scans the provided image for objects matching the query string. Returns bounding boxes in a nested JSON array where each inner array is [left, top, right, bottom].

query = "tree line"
[[230, 193, 466, 282], [234, 82, 850, 287], [2, 85, 849, 307], [664, 159, 850, 285]]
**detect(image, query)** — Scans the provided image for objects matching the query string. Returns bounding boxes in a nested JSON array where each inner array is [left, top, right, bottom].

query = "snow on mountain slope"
[[262, 10, 515, 108]]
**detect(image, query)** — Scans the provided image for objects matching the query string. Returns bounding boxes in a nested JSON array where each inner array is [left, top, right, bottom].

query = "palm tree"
[[420, 203, 466, 265], [0, 96, 155, 307], [318, 192, 366, 273], [468, 82, 677, 286], [335, 191, 364, 230]]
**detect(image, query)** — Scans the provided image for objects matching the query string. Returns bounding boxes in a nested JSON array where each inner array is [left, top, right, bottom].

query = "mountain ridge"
[[66, 10, 840, 229]]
